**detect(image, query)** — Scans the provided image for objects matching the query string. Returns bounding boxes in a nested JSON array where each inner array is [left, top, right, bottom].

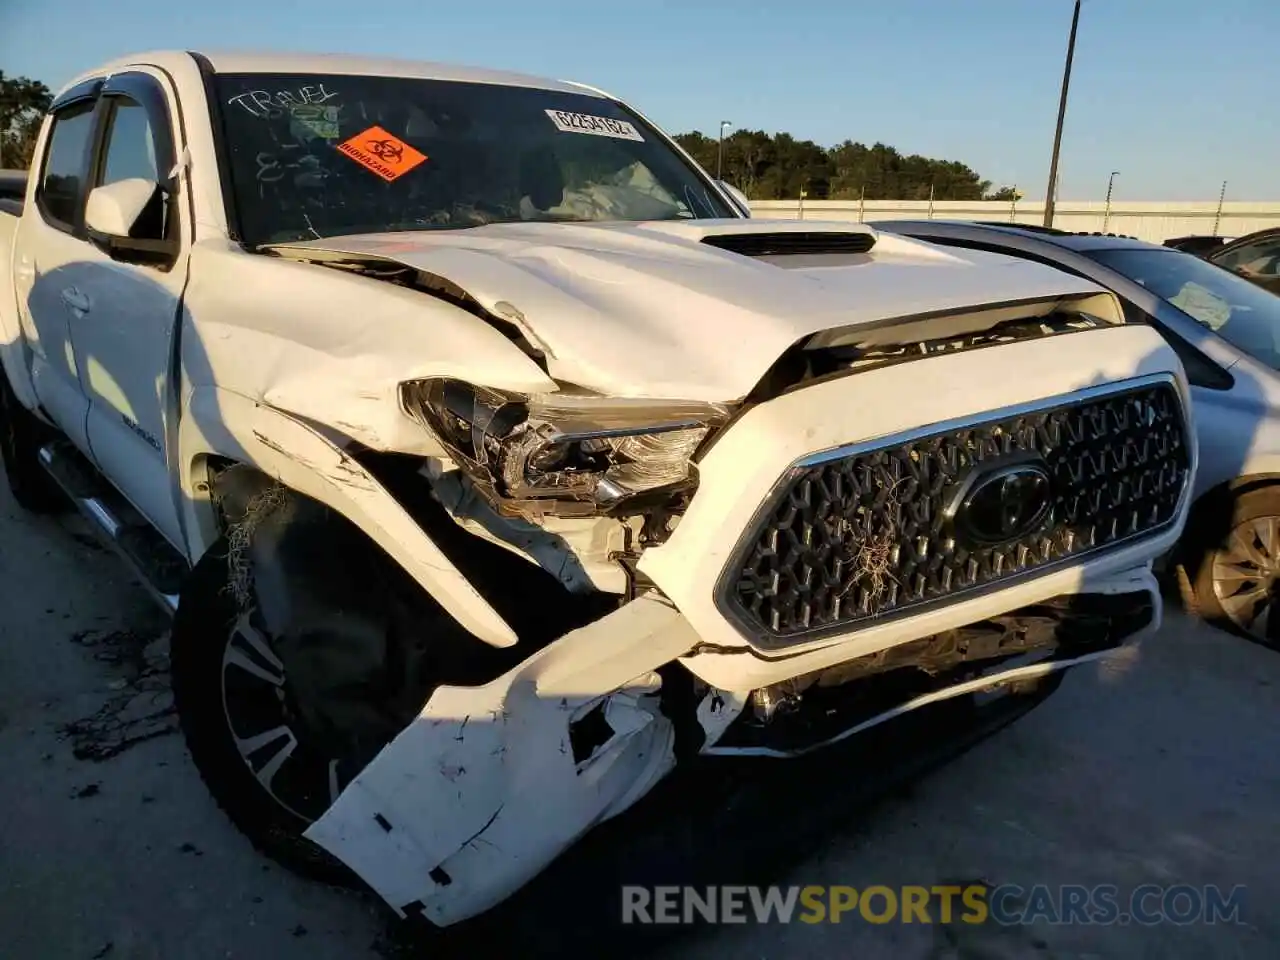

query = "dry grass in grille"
[[836, 475, 907, 613]]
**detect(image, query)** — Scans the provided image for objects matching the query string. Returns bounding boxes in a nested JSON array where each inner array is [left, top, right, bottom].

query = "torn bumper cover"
[[304, 595, 699, 925], [306, 571, 1162, 926]]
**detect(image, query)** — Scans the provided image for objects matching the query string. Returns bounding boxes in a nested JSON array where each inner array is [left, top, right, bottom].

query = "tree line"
[[4, 70, 1016, 201], [674, 129, 1018, 202], [0, 72, 51, 169]]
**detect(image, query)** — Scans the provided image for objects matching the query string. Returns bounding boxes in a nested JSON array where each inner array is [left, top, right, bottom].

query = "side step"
[[39, 441, 187, 613]]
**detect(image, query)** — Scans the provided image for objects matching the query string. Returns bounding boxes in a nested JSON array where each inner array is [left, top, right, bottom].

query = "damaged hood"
[[267, 219, 1107, 401]]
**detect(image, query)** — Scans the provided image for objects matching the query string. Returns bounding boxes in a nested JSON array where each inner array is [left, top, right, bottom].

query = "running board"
[[38, 441, 187, 613]]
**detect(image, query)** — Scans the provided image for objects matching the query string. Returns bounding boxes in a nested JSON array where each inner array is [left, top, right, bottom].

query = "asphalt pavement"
[[1, 473, 1277, 959]]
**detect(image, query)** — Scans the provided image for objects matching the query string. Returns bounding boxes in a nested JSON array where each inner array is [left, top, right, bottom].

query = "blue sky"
[[2, 0, 1275, 200]]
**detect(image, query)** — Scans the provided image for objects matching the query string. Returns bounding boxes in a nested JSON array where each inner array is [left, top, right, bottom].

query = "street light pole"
[[1102, 170, 1119, 233], [1043, 0, 1082, 227], [716, 120, 732, 180]]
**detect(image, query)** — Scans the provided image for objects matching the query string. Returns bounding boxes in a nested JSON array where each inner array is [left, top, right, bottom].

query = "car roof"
[[878, 219, 1166, 253], [73, 50, 601, 99]]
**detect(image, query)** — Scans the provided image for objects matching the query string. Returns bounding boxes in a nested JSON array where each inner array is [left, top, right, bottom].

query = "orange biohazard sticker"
[[335, 125, 427, 181]]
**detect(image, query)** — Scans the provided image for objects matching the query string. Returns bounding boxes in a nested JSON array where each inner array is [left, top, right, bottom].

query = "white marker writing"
[[229, 83, 340, 118]]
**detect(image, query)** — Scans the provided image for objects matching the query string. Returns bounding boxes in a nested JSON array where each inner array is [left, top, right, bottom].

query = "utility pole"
[[858, 184, 865, 223], [1043, 0, 1082, 227], [716, 120, 732, 180], [928, 182, 935, 220], [1010, 185, 1019, 222], [1102, 170, 1119, 233], [1213, 180, 1228, 236]]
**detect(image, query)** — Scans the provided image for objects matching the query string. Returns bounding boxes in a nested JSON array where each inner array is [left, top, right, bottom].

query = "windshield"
[[1086, 247, 1280, 370], [212, 73, 733, 245]]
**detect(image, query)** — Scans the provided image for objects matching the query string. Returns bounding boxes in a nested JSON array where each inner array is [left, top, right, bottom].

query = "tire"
[[172, 481, 526, 891], [1182, 486, 1280, 646], [170, 538, 360, 886], [0, 370, 64, 513]]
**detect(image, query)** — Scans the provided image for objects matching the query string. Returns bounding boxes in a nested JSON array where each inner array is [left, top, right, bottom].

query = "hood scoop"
[[701, 230, 876, 258]]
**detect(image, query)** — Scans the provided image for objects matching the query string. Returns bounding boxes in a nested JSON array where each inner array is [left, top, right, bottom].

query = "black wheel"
[[171, 540, 358, 883], [1184, 486, 1280, 646], [0, 370, 64, 513], [171, 490, 493, 886]]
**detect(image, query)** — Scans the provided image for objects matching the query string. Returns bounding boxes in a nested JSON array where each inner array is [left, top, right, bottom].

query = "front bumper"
[[307, 323, 1195, 926], [640, 323, 1195, 686], [703, 574, 1158, 757], [306, 569, 1160, 926]]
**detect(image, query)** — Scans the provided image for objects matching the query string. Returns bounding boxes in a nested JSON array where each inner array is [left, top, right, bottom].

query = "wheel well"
[[1179, 473, 1280, 572], [1190, 473, 1280, 528], [1222, 473, 1280, 497], [198, 456, 617, 652]]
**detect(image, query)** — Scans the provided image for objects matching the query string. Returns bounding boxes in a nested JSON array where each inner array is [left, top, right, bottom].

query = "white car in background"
[[1, 51, 1195, 928]]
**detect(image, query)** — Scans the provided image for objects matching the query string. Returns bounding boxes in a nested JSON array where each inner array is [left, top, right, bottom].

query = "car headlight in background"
[[401, 378, 730, 514]]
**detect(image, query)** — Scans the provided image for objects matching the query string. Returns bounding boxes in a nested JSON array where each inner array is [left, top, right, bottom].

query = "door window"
[[1214, 237, 1280, 278], [97, 97, 169, 242], [101, 100, 159, 184], [37, 101, 97, 229]]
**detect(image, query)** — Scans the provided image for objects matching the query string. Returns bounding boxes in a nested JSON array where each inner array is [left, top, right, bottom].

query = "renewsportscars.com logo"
[[621, 883, 1247, 926]]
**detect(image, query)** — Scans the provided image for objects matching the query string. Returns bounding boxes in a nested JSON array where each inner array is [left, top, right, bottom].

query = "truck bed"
[[0, 169, 27, 218]]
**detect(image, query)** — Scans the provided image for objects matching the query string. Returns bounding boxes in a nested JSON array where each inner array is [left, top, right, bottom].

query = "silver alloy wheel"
[[220, 610, 343, 821], [1211, 516, 1280, 641]]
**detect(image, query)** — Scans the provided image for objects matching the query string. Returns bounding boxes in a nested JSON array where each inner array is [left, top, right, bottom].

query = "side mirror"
[[85, 178, 158, 239], [717, 180, 751, 217]]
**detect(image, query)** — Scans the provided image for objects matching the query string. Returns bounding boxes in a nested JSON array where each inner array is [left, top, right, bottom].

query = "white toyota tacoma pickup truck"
[[0, 51, 1195, 926]]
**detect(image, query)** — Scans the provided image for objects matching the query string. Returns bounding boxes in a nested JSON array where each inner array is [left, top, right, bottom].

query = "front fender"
[[179, 386, 519, 648]]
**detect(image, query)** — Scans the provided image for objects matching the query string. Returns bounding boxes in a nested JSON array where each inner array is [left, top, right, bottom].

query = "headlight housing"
[[402, 378, 730, 515]]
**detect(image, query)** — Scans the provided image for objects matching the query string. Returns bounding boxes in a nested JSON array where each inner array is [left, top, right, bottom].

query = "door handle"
[[60, 287, 91, 315]]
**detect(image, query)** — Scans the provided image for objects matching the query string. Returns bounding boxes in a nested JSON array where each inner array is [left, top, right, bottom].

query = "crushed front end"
[[306, 314, 1195, 926]]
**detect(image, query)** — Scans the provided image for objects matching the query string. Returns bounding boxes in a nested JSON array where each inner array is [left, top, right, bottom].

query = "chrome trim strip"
[[83, 498, 122, 539]]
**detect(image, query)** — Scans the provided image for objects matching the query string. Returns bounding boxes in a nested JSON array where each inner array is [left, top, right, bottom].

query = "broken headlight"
[[402, 378, 729, 512]]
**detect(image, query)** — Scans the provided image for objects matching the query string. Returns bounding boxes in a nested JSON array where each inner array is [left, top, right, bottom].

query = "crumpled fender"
[[179, 385, 519, 648], [303, 593, 701, 925]]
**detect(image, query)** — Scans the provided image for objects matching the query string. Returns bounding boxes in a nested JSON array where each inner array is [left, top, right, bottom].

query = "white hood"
[[268, 219, 1107, 401]]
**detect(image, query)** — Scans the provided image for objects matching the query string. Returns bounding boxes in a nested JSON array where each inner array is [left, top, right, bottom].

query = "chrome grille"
[[720, 381, 1189, 647]]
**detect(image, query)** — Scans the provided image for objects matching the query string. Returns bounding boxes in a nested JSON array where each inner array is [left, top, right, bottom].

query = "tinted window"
[[101, 99, 158, 185], [213, 73, 735, 245], [1214, 236, 1280, 277], [97, 97, 168, 242], [39, 102, 96, 226], [1087, 247, 1280, 370]]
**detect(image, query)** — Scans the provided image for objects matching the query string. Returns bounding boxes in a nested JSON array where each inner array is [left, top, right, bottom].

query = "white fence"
[[748, 199, 1280, 244]]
